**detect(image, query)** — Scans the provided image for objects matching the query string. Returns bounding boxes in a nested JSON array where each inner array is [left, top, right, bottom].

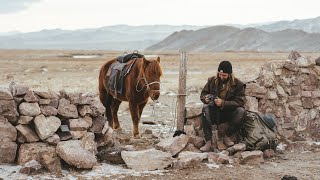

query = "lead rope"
[[169, 93, 188, 134]]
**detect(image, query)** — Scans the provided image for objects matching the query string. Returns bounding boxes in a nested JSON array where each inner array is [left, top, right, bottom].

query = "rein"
[[135, 71, 161, 93]]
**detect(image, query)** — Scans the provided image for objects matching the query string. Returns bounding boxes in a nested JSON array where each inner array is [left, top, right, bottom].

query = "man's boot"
[[223, 136, 234, 147], [200, 140, 212, 152]]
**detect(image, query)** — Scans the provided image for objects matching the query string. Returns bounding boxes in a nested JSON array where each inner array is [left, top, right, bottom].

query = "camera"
[[206, 94, 218, 106]]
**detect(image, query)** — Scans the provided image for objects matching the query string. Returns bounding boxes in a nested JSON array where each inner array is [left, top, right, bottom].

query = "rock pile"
[[0, 82, 118, 174], [245, 57, 320, 142]]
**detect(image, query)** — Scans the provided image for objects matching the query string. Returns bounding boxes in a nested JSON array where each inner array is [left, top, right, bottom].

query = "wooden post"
[[176, 51, 187, 132]]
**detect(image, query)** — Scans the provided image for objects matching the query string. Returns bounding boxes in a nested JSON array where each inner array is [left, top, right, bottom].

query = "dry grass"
[[0, 50, 319, 93]]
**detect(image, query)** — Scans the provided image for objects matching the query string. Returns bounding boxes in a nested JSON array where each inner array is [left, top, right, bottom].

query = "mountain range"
[[0, 16, 320, 51]]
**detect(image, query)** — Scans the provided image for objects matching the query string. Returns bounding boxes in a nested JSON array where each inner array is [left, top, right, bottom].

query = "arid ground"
[[0, 50, 320, 179]]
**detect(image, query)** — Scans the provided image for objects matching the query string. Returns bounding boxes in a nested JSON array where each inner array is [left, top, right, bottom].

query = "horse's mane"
[[138, 57, 163, 77]]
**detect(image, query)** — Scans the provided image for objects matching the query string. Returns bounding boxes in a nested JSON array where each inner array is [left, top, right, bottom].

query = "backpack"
[[240, 111, 279, 151]]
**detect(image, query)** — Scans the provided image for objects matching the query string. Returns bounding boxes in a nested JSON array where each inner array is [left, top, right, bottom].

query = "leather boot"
[[200, 140, 212, 152], [223, 136, 234, 147]]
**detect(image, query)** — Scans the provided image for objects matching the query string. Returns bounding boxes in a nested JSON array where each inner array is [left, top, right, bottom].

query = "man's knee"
[[232, 107, 246, 124]]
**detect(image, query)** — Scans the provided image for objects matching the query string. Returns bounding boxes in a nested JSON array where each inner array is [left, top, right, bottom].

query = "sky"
[[0, 0, 319, 33]]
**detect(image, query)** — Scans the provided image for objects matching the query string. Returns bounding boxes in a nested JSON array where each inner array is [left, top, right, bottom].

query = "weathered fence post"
[[176, 51, 187, 134]]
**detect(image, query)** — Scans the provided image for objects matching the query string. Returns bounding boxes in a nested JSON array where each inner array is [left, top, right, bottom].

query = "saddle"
[[107, 56, 140, 96], [117, 52, 144, 63]]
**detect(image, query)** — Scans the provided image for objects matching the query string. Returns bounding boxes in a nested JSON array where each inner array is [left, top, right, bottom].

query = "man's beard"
[[220, 77, 230, 84]]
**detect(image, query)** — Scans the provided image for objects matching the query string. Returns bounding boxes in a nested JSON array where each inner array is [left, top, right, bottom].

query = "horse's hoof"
[[133, 134, 141, 139], [114, 128, 123, 133]]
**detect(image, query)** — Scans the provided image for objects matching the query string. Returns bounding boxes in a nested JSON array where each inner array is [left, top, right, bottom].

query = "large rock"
[[155, 134, 189, 156], [90, 101, 105, 117], [89, 116, 107, 134], [34, 114, 61, 140], [78, 105, 93, 117], [244, 96, 258, 112], [68, 92, 95, 105], [0, 117, 17, 141], [0, 87, 13, 100], [288, 51, 301, 61], [40, 105, 58, 116], [0, 138, 17, 163], [24, 91, 39, 103], [19, 102, 41, 116], [97, 146, 124, 164], [56, 140, 97, 169], [316, 57, 320, 66], [18, 143, 56, 165], [19, 160, 43, 175], [69, 118, 90, 131], [9, 82, 29, 96], [185, 106, 202, 119], [240, 150, 264, 165], [296, 57, 313, 67], [45, 134, 60, 145], [57, 98, 78, 118], [16, 124, 40, 142], [80, 132, 97, 155], [173, 151, 208, 169], [97, 125, 119, 147], [245, 83, 267, 98], [0, 100, 18, 124], [34, 91, 59, 99], [121, 148, 173, 170], [39, 151, 62, 174], [18, 116, 33, 124]]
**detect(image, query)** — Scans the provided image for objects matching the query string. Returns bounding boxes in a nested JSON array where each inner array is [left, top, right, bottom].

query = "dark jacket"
[[200, 76, 245, 110]]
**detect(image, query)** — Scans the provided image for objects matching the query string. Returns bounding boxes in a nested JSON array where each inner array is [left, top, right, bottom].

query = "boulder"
[[97, 146, 124, 164], [56, 140, 97, 169], [34, 115, 61, 140], [70, 130, 87, 139], [121, 148, 173, 170], [173, 151, 207, 169], [19, 102, 41, 116], [57, 98, 78, 118], [288, 51, 301, 61], [40, 105, 58, 116], [18, 143, 56, 165], [0, 117, 17, 141], [90, 101, 105, 117], [80, 132, 97, 155], [0, 100, 18, 124], [16, 124, 40, 142], [0, 87, 13, 100], [240, 151, 264, 165], [0, 138, 17, 163], [78, 105, 93, 117], [9, 82, 29, 96], [45, 134, 60, 145], [19, 160, 43, 175], [39, 151, 62, 174], [69, 118, 90, 131], [89, 116, 107, 134], [34, 91, 59, 99], [18, 116, 33, 124], [23, 90, 39, 103], [155, 134, 189, 156]]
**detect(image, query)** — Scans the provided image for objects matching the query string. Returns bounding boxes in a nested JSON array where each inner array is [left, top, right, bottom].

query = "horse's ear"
[[143, 57, 150, 68], [156, 57, 160, 63]]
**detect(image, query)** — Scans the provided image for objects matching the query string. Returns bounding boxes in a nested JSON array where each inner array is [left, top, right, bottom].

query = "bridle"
[[135, 69, 161, 95]]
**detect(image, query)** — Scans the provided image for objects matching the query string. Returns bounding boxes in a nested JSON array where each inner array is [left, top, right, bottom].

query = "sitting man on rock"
[[199, 60, 246, 152]]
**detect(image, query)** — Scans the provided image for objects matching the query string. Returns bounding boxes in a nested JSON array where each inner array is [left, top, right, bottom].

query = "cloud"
[[0, 0, 43, 14]]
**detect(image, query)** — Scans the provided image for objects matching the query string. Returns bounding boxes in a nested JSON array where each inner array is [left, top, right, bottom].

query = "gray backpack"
[[241, 111, 279, 151]]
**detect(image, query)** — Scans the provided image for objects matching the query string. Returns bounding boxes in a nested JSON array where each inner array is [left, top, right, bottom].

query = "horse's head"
[[142, 57, 162, 100]]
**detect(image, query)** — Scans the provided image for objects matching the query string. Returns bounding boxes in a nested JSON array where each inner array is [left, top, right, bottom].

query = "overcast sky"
[[0, 0, 319, 33]]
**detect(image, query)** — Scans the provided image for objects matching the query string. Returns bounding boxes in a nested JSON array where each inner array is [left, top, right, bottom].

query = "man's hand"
[[204, 94, 211, 104], [214, 98, 222, 107]]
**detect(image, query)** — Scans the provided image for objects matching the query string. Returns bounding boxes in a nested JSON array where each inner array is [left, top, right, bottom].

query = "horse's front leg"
[[129, 102, 141, 138]]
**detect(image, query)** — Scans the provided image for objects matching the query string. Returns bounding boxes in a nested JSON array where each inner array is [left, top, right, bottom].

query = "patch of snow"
[[205, 163, 220, 169], [276, 143, 287, 151]]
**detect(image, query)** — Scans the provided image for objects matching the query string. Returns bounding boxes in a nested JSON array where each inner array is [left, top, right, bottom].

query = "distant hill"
[[146, 26, 320, 52], [0, 25, 205, 50], [254, 16, 320, 33]]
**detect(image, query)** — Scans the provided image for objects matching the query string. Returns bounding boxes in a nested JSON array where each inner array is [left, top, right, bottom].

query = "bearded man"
[[199, 60, 246, 152]]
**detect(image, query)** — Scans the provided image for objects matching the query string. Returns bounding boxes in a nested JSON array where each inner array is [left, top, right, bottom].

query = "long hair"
[[215, 72, 235, 92]]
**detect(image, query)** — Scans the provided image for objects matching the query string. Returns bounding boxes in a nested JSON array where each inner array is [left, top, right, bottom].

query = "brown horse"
[[98, 56, 162, 137]]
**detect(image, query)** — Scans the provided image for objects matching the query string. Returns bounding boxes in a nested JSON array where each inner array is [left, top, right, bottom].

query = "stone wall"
[[245, 57, 320, 141], [0, 82, 116, 173]]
